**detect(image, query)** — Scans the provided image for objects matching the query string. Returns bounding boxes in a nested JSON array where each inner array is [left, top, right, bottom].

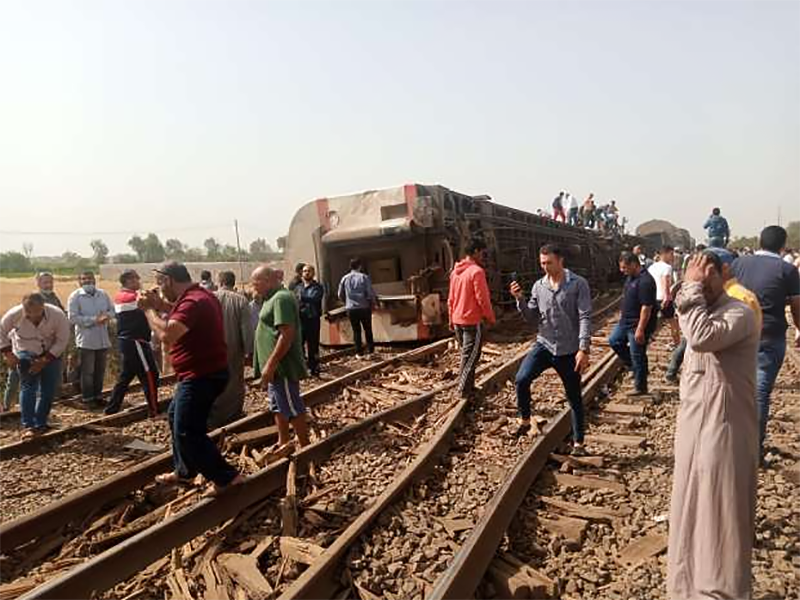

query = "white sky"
[[1, 0, 798, 256]]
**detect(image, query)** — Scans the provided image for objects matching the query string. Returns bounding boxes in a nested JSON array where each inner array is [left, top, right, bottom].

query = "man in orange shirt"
[[448, 238, 496, 398]]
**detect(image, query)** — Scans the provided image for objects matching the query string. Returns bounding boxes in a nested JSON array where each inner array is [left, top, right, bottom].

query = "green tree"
[[112, 253, 138, 264], [143, 233, 165, 262], [164, 238, 186, 260], [128, 235, 146, 261], [204, 237, 221, 260], [249, 238, 273, 260], [0, 251, 33, 273], [787, 220, 799, 250], [184, 247, 205, 262], [90, 239, 109, 264]]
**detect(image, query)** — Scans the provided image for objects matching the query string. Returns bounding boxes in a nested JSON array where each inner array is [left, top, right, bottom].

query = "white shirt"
[[648, 261, 674, 301], [0, 304, 71, 358], [568, 195, 579, 210]]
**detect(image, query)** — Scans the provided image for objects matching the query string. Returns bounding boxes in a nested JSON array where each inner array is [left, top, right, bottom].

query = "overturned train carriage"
[[284, 184, 636, 345]]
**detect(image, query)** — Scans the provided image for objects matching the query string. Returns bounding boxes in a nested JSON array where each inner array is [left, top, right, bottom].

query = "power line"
[[0, 224, 233, 236]]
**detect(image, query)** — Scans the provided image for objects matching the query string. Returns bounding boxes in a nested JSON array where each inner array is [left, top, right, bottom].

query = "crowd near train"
[[1, 184, 799, 599]]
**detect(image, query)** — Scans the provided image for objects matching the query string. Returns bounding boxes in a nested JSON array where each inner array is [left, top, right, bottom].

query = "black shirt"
[[621, 269, 657, 332], [732, 253, 800, 340]]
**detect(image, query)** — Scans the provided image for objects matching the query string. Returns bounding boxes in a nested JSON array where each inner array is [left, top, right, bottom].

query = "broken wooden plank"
[[279, 537, 324, 565], [617, 533, 668, 567], [585, 433, 646, 448], [592, 413, 636, 427], [500, 553, 557, 598], [551, 472, 626, 493], [439, 517, 473, 537], [487, 558, 530, 599], [538, 496, 632, 521], [603, 403, 646, 415], [550, 453, 604, 469], [538, 514, 588, 548], [217, 553, 273, 596], [281, 461, 298, 537]]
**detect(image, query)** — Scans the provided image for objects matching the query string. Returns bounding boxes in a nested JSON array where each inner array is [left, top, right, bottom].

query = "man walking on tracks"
[[668, 251, 760, 600], [732, 225, 800, 462], [0, 293, 70, 438], [338, 258, 377, 356], [448, 238, 496, 398], [251, 265, 311, 448], [208, 271, 254, 429], [141, 262, 243, 496], [105, 269, 160, 416], [68, 270, 114, 408], [609, 251, 657, 396], [510, 244, 591, 450]]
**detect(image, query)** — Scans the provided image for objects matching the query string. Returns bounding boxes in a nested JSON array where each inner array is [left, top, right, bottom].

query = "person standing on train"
[[551, 191, 567, 223], [448, 238, 496, 398], [703, 207, 730, 248], [299, 264, 324, 376], [509, 244, 591, 452], [338, 258, 377, 356], [567, 193, 580, 227], [609, 251, 658, 396]]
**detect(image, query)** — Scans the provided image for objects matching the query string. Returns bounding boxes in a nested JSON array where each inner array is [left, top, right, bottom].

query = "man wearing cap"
[[105, 269, 159, 416], [139, 262, 243, 495], [0, 293, 70, 438]]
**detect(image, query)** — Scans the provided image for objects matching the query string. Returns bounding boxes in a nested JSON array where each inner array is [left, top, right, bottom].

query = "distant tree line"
[[730, 221, 799, 251], [0, 234, 280, 276]]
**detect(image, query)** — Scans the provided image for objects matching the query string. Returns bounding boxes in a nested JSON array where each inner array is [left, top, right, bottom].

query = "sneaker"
[[571, 443, 587, 457]]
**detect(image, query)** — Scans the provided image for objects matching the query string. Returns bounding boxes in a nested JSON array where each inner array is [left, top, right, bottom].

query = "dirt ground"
[[0, 276, 114, 313]]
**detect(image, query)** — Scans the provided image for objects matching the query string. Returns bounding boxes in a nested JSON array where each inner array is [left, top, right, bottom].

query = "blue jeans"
[[168, 370, 238, 486], [17, 351, 61, 429], [609, 323, 649, 392], [3, 368, 20, 410], [666, 337, 688, 379], [515, 342, 584, 443], [756, 336, 786, 456]]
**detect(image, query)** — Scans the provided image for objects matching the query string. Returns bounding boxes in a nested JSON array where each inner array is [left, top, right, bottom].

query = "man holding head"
[[510, 244, 591, 450], [667, 251, 760, 600], [139, 262, 243, 495], [251, 265, 311, 448], [609, 251, 658, 396], [0, 293, 70, 437], [68, 270, 114, 407]]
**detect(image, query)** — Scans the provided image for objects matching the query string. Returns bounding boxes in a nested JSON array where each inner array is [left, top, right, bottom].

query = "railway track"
[[1, 337, 483, 597], [2, 299, 621, 600]]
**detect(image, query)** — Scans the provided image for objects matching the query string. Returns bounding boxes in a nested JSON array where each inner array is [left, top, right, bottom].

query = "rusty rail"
[[0, 338, 449, 553]]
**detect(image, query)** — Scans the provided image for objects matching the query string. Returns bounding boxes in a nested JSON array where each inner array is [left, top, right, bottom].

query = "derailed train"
[[284, 184, 639, 345]]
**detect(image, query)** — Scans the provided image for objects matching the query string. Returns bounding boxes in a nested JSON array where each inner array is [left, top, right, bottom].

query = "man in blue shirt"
[[609, 251, 658, 395], [732, 225, 800, 461], [510, 244, 592, 452], [337, 258, 377, 356], [299, 264, 324, 376], [703, 208, 730, 248]]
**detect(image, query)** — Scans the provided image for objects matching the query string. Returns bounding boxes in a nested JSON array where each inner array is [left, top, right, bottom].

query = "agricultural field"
[[0, 276, 113, 313]]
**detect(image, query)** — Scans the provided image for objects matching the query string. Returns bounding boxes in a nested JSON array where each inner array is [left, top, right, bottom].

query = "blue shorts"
[[268, 379, 306, 419]]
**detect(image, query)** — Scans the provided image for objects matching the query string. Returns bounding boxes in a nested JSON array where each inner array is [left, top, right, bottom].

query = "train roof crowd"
[[1, 206, 798, 596]]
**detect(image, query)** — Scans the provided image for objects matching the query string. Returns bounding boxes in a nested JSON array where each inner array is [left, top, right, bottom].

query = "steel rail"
[[0, 338, 449, 552]]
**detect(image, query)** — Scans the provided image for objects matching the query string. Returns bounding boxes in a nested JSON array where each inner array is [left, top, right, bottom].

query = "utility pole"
[[234, 219, 245, 287], [778, 205, 782, 226]]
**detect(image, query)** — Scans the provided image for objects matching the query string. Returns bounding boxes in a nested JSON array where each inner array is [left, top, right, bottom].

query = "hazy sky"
[[1, 0, 798, 257]]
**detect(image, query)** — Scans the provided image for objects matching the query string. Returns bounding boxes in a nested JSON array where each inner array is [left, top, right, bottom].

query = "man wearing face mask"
[[667, 251, 760, 600], [0, 293, 70, 438], [139, 261, 243, 496], [67, 271, 114, 408]]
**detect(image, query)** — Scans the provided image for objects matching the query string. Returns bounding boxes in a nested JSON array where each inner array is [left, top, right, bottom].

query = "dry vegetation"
[[0, 276, 114, 313]]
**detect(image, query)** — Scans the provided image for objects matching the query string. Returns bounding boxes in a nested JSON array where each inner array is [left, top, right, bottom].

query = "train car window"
[[380, 204, 407, 221], [368, 257, 402, 284]]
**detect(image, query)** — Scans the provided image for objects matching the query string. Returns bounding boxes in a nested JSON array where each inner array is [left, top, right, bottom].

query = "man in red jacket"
[[448, 238, 496, 398]]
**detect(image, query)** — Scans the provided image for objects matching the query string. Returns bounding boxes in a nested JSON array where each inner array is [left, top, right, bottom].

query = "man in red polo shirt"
[[139, 262, 243, 495]]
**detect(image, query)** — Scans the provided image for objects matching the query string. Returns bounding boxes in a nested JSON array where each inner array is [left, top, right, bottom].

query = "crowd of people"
[[447, 222, 798, 600], [1, 210, 798, 595], [544, 191, 626, 235]]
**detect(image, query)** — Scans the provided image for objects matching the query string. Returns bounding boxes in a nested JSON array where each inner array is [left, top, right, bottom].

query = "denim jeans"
[[609, 323, 649, 392], [666, 337, 688, 378], [756, 336, 786, 456], [17, 351, 61, 429], [168, 369, 238, 486], [515, 342, 584, 443], [79, 348, 107, 402], [3, 368, 20, 410]]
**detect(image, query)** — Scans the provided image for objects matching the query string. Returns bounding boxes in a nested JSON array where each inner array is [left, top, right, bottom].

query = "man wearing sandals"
[[251, 265, 311, 449], [0, 293, 70, 439], [139, 262, 244, 495]]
